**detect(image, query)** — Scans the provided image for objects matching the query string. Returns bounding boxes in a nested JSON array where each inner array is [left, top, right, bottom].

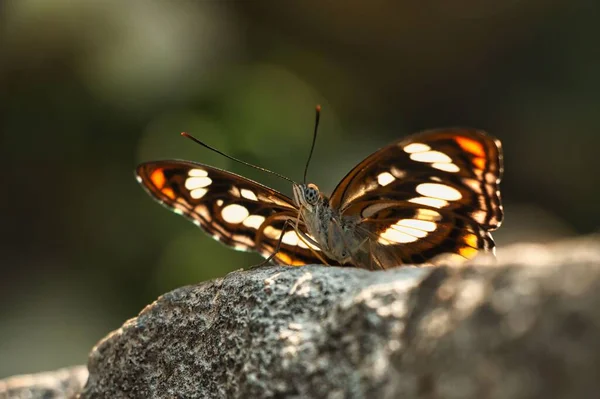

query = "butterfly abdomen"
[[314, 204, 364, 265]]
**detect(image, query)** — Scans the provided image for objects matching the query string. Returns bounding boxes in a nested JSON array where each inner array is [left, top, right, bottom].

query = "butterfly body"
[[137, 128, 503, 270], [293, 184, 361, 264]]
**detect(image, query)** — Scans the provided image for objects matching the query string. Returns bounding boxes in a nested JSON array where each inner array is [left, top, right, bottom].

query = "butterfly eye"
[[304, 184, 320, 205]]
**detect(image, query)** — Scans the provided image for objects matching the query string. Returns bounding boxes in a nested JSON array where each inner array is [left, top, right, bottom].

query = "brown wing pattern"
[[331, 128, 503, 228], [350, 205, 495, 269], [329, 128, 503, 268], [136, 161, 333, 266]]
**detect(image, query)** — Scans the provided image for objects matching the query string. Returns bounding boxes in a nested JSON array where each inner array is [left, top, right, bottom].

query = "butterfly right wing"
[[330, 128, 503, 230], [328, 128, 503, 268], [136, 160, 334, 266]]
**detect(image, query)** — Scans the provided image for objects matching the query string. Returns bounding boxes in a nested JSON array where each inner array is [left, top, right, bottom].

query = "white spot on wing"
[[362, 202, 395, 218], [399, 225, 428, 238], [408, 197, 449, 208], [188, 169, 208, 177], [190, 188, 208, 199], [397, 219, 437, 232], [377, 172, 395, 186], [471, 210, 487, 224], [242, 215, 265, 229], [462, 178, 482, 193], [282, 231, 300, 246], [216, 199, 224, 207], [378, 227, 418, 244], [241, 189, 258, 201], [263, 226, 282, 240], [185, 177, 212, 190], [410, 151, 452, 163], [431, 163, 460, 173], [415, 208, 442, 221], [221, 204, 249, 224], [378, 218, 437, 245], [403, 143, 431, 153], [229, 186, 241, 197], [416, 183, 462, 201], [485, 172, 497, 183]]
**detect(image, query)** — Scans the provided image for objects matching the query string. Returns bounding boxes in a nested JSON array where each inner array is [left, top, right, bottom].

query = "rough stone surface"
[[0, 366, 87, 399], [3, 237, 600, 398], [75, 237, 600, 399]]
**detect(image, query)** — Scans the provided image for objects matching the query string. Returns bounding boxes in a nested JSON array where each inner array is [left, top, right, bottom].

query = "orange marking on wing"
[[455, 137, 486, 158], [464, 233, 478, 248], [150, 169, 166, 189], [277, 252, 305, 266], [472, 157, 486, 170], [291, 259, 306, 266], [161, 187, 176, 200], [459, 246, 478, 259]]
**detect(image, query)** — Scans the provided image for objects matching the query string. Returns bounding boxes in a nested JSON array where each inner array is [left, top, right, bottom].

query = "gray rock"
[[2, 237, 600, 398], [77, 237, 600, 399], [0, 366, 87, 399]]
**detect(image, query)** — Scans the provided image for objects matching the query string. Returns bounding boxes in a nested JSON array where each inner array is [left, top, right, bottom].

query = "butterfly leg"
[[347, 235, 377, 270], [368, 240, 386, 270], [295, 229, 330, 266], [290, 209, 331, 266], [250, 219, 295, 269], [369, 240, 374, 270], [355, 226, 408, 269]]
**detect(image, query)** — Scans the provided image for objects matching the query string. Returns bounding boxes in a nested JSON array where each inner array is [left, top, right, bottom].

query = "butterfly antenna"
[[181, 132, 296, 183], [303, 104, 321, 183]]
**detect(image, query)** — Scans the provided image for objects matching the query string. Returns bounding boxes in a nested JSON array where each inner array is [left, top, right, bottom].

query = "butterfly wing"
[[329, 128, 503, 268], [136, 160, 334, 266], [348, 205, 496, 269]]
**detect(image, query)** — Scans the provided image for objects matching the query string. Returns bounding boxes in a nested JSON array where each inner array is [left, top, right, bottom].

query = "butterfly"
[[136, 126, 503, 270]]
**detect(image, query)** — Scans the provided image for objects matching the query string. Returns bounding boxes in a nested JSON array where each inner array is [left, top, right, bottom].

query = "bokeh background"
[[1, 0, 599, 378]]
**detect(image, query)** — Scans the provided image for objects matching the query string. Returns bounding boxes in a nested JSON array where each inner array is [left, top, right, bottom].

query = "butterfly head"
[[293, 183, 323, 211]]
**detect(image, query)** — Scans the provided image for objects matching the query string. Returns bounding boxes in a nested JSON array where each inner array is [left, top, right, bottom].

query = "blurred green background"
[[1, 0, 599, 378]]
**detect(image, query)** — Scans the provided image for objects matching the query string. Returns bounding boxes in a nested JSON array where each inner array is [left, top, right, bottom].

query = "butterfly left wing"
[[329, 128, 503, 268], [136, 160, 336, 266]]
